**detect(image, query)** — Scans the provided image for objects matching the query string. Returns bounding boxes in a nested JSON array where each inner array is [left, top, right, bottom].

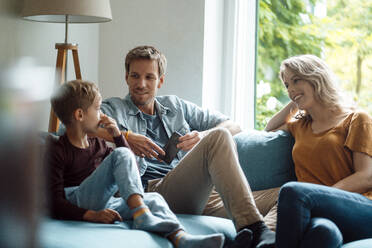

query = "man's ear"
[[158, 74, 165, 89], [73, 108, 84, 122]]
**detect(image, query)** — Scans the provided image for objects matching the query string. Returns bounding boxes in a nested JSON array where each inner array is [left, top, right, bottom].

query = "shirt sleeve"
[[101, 98, 128, 131], [101, 135, 139, 172], [102, 134, 132, 158], [344, 111, 372, 157], [180, 98, 229, 131], [47, 140, 88, 221], [113, 134, 130, 149], [286, 119, 301, 137], [100, 99, 115, 118], [56, 123, 66, 136]]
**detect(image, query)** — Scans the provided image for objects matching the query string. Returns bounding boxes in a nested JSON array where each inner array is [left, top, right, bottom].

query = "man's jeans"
[[276, 182, 372, 248], [64, 147, 181, 230]]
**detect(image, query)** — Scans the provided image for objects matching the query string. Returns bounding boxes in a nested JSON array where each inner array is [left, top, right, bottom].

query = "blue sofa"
[[38, 130, 372, 247]]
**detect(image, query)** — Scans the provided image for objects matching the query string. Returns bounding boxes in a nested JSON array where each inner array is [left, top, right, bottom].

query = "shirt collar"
[[124, 94, 171, 117]]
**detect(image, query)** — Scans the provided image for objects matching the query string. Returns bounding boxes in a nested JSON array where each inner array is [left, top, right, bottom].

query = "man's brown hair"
[[51, 80, 99, 126], [125, 45, 167, 76]]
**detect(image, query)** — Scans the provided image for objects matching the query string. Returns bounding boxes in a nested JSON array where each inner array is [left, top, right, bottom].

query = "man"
[[99, 46, 278, 248]]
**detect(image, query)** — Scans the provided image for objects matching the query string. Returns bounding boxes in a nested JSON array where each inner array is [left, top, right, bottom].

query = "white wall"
[[98, 0, 205, 105], [1, 0, 210, 129], [0, 0, 100, 131]]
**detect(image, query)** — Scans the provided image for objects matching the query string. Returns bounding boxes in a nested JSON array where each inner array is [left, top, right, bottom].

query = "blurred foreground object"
[[0, 58, 53, 248]]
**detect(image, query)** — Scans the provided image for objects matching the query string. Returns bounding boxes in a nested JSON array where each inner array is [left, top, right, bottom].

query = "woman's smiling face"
[[282, 69, 317, 111]]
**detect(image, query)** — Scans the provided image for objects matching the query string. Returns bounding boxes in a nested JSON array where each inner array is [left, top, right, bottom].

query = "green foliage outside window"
[[256, 0, 372, 130]]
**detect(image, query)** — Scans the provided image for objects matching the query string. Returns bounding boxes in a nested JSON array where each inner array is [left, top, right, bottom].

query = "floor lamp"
[[21, 0, 112, 133]]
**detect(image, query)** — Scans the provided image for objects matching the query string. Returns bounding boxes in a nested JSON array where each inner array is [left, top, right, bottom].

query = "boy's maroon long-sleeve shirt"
[[46, 134, 129, 221]]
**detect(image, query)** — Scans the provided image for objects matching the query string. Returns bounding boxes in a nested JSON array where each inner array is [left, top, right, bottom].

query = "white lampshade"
[[22, 0, 112, 23]]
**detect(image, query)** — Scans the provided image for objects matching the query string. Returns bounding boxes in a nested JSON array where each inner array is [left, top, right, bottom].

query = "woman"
[[265, 54, 372, 248]]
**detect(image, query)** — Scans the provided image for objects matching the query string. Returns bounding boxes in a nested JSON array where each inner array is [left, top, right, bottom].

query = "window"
[[256, 0, 372, 130], [203, 0, 257, 130], [204, 0, 371, 130]]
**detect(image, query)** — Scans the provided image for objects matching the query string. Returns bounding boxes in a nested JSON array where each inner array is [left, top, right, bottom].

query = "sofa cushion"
[[38, 132, 237, 247], [234, 130, 296, 191], [39, 215, 236, 248], [342, 239, 372, 248]]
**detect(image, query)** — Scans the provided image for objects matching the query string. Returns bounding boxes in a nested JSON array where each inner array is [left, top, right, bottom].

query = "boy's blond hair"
[[51, 80, 99, 126]]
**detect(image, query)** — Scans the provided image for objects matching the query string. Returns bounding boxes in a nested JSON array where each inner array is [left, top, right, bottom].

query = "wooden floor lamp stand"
[[48, 43, 82, 133]]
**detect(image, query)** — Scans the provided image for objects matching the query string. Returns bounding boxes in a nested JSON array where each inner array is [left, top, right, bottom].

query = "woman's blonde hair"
[[279, 54, 353, 119]]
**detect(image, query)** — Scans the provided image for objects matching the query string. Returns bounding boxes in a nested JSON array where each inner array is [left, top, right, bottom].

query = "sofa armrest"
[[234, 130, 297, 191]]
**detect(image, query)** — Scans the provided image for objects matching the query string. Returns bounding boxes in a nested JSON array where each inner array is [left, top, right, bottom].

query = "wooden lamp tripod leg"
[[48, 47, 67, 133], [48, 43, 81, 133], [72, 49, 82, 80]]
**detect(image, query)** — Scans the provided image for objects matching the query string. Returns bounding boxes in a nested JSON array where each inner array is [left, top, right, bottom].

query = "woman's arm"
[[333, 151, 372, 193], [264, 101, 297, 132]]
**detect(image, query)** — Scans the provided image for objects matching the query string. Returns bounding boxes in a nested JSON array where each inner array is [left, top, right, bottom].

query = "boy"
[[47, 80, 224, 248]]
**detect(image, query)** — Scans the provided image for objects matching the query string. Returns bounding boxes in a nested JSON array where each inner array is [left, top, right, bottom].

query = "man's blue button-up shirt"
[[101, 94, 229, 176]]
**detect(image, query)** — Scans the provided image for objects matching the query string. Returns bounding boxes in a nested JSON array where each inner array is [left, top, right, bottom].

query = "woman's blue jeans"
[[276, 182, 372, 248], [64, 147, 181, 231]]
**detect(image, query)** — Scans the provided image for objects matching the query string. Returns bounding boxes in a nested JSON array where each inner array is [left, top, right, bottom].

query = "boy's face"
[[125, 59, 164, 108], [81, 93, 103, 133]]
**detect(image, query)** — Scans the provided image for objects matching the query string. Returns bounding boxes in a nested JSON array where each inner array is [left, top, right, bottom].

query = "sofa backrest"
[[234, 130, 297, 191], [40, 130, 296, 192]]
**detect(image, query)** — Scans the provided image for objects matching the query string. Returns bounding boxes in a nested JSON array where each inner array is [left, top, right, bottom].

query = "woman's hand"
[[333, 152, 372, 193]]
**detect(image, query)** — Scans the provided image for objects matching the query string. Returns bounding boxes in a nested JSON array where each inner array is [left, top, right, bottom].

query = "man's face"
[[81, 93, 103, 133], [126, 59, 164, 108]]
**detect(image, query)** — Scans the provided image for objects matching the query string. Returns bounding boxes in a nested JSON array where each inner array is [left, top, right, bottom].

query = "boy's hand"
[[83, 209, 123, 224], [99, 114, 121, 137]]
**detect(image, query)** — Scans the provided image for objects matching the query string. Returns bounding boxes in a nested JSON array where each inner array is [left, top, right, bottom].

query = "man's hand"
[[99, 114, 121, 137], [83, 209, 123, 224], [177, 131, 205, 151], [125, 132, 165, 160]]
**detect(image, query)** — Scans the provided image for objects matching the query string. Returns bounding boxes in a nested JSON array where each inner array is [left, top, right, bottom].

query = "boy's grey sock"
[[131, 205, 179, 233], [175, 232, 225, 248]]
